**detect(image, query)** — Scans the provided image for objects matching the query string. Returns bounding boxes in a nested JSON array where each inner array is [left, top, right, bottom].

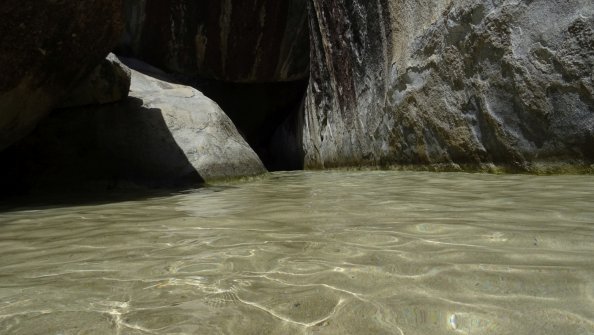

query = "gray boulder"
[[303, 0, 594, 172], [126, 60, 267, 181], [0, 59, 266, 191]]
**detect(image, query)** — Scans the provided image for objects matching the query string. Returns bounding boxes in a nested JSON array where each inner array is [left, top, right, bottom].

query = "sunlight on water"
[[1, 171, 594, 334]]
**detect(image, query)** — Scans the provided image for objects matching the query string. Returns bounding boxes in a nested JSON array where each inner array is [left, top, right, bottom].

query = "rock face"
[[119, 0, 309, 82], [0, 1, 124, 151], [303, 0, 594, 171], [0, 59, 266, 191]]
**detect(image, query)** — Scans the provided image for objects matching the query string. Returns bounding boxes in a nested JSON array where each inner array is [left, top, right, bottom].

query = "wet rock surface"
[[303, 0, 594, 171]]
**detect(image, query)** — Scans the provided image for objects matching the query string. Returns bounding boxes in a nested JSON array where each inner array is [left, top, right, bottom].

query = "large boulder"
[[303, 0, 594, 171], [118, 0, 309, 82], [0, 1, 124, 151], [0, 58, 266, 192], [124, 59, 267, 181]]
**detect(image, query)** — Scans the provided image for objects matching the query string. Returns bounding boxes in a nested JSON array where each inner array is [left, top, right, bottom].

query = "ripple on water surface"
[[1, 171, 594, 334]]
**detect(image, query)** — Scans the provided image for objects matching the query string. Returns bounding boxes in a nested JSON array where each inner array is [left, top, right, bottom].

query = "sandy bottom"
[[1, 171, 593, 334]]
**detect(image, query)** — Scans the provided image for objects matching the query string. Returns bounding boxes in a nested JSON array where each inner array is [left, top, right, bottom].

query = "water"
[[1, 171, 594, 335]]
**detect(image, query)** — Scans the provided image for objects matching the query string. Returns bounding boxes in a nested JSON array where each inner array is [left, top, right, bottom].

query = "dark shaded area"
[[0, 97, 204, 200], [115, 0, 311, 170], [0, 185, 238, 215], [117, 0, 309, 82], [187, 79, 308, 171], [0, 0, 123, 91], [0, 0, 124, 151], [0, 187, 188, 213], [267, 100, 305, 171], [114, 0, 312, 171]]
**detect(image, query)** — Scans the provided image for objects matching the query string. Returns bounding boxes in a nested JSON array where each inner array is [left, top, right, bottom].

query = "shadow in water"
[[0, 186, 196, 213], [0, 97, 204, 208]]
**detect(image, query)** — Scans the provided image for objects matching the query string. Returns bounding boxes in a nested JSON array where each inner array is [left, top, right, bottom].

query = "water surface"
[[1, 171, 594, 334]]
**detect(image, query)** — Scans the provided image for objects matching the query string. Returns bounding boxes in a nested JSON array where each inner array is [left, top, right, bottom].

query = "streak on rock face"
[[120, 0, 309, 82], [303, 0, 594, 171], [304, 0, 393, 167]]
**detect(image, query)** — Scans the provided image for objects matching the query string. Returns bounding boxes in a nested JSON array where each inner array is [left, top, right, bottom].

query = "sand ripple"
[[1, 171, 594, 334]]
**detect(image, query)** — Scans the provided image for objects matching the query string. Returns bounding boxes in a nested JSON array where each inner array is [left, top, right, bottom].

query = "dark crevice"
[[181, 78, 309, 171]]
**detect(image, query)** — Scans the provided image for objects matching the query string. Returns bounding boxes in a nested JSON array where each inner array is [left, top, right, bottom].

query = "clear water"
[[1, 171, 594, 335]]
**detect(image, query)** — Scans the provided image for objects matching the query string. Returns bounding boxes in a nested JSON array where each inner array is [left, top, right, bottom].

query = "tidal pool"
[[1, 171, 593, 334]]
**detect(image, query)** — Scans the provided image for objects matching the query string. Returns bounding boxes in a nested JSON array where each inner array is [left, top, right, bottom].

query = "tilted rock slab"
[[126, 62, 267, 181], [304, 0, 594, 171], [0, 59, 266, 190]]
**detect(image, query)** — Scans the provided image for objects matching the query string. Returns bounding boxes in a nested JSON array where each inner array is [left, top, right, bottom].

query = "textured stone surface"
[[303, 0, 594, 171], [0, 0, 124, 151], [126, 60, 267, 181], [119, 0, 309, 82], [58, 53, 131, 108], [304, 0, 393, 168], [0, 59, 266, 191]]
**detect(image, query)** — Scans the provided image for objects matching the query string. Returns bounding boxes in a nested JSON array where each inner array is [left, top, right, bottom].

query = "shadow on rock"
[[0, 97, 204, 202], [0, 56, 267, 206]]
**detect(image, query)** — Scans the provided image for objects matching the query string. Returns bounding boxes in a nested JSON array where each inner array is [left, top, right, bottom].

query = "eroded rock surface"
[[0, 1, 124, 151], [304, 0, 594, 171]]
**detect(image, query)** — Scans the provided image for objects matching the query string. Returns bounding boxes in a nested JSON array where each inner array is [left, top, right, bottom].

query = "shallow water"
[[1, 171, 594, 335]]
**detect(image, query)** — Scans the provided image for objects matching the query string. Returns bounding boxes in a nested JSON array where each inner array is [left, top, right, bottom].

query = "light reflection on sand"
[[1, 171, 594, 334]]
